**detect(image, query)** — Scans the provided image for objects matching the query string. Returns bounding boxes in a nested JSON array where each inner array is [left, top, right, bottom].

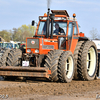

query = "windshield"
[[0, 43, 4, 48], [37, 21, 67, 35]]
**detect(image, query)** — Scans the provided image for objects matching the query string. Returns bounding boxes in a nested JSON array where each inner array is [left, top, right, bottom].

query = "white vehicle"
[[92, 40, 100, 53], [0, 42, 19, 58], [0, 42, 19, 49]]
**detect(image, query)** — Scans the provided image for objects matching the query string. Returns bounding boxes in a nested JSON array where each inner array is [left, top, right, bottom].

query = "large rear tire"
[[74, 41, 85, 79], [79, 41, 98, 80], [12, 49, 22, 66], [0, 49, 15, 80], [10, 49, 22, 80], [58, 51, 74, 82], [1, 49, 10, 66], [5, 49, 22, 66], [6, 49, 15, 66], [2, 49, 22, 80]]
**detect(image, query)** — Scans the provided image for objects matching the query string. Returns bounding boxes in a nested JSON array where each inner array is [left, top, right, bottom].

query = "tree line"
[[0, 25, 36, 42]]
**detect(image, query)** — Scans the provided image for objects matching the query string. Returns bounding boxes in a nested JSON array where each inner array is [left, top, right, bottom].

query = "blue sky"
[[0, 0, 100, 38]]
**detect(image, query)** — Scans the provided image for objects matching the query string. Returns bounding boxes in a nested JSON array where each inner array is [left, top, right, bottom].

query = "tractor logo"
[[31, 41, 35, 44]]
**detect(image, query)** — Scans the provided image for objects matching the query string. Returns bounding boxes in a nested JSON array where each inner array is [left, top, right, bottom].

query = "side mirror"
[[32, 20, 35, 26]]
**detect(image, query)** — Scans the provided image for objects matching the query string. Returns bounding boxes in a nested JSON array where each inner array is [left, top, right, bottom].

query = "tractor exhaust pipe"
[[46, 8, 50, 38], [50, 13, 55, 39]]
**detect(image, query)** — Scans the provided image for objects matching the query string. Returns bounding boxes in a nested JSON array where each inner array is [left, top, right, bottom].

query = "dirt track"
[[0, 77, 100, 100]]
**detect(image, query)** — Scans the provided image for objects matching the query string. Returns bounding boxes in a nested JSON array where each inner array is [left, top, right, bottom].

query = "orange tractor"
[[0, 9, 99, 82]]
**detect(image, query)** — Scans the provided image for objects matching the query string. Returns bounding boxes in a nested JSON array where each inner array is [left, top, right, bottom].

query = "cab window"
[[74, 23, 78, 35], [68, 22, 73, 39], [37, 21, 67, 35]]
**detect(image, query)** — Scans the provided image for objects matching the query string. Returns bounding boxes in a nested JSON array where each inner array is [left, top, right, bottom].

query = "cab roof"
[[51, 10, 69, 17]]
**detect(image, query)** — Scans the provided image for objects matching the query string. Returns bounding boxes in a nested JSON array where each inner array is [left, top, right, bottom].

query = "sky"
[[0, 0, 100, 38]]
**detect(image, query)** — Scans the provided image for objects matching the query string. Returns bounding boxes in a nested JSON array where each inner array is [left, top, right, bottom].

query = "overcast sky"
[[0, 0, 100, 38]]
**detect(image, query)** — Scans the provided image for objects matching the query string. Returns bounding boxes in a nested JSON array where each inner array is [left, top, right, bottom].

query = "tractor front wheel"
[[58, 51, 74, 83]]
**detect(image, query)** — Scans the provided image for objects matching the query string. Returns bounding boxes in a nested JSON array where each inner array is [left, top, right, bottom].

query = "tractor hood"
[[26, 37, 58, 54]]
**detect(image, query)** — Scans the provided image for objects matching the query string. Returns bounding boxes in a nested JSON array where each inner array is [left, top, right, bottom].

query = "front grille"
[[27, 39, 39, 48]]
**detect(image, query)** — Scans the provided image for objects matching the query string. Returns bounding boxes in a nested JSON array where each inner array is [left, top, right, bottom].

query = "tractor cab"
[[28, 9, 81, 54]]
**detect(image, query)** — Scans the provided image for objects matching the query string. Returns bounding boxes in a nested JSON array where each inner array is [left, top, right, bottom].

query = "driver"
[[54, 23, 65, 35], [53, 23, 65, 49]]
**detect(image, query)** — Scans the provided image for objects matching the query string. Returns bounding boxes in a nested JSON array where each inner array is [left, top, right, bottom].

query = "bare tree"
[[98, 34, 100, 39], [90, 28, 98, 39]]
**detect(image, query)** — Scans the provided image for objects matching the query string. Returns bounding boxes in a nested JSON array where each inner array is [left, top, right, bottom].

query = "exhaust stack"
[[50, 13, 55, 39], [46, 8, 50, 38]]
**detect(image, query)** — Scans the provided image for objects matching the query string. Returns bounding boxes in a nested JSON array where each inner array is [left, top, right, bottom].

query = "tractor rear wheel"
[[9, 49, 22, 80], [2, 49, 22, 80], [12, 49, 22, 66], [13, 49, 23, 80], [58, 51, 74, 83], [79, 41, 98, 80], [0, 49, 15, 80], [1, 49, 10, 66], [5, 49, 22, 66], [74, 41, 85, 79], [6, 49, 15, 66]]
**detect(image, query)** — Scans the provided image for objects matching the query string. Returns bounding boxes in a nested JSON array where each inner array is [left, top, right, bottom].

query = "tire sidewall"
[[63, 51, 74, 82], [82, 41, 98, 80]]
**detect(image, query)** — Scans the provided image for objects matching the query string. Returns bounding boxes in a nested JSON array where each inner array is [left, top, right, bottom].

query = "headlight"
[[35, 49, 39, 53], [27, 49, 31, 53]]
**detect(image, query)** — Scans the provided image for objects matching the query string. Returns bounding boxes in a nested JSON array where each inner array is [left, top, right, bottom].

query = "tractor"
[[0, 9, 99, 82]]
